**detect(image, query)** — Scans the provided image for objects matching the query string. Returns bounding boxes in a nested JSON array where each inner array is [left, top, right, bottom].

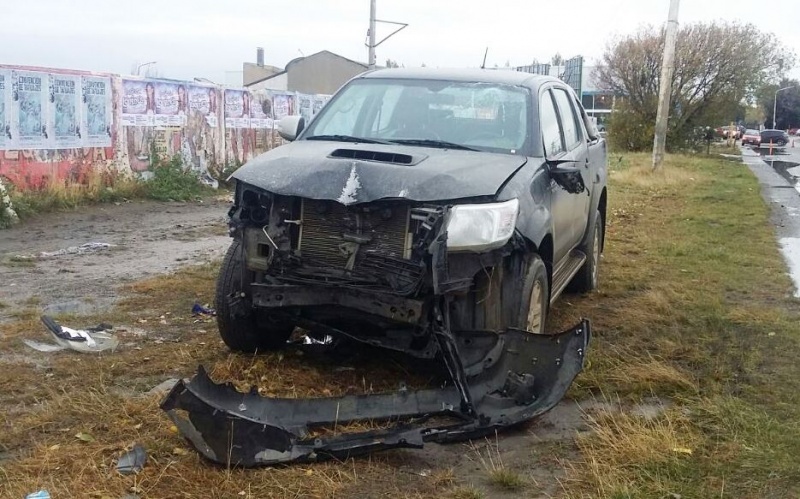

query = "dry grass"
[[4, 151, 800, 497], [552, 152, 800, 497]]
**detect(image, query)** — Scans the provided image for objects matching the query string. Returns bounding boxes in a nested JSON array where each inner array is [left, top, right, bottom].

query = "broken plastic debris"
[[191, 303, 216, 316], [22, 339, 66, 353], [40, 315, 119, 353], [117, 444, 148, 475], [25, 491, 51, 499], [671, 447, 693, 455], [16, 242, 115, 260], [75, 432, 95, 443]]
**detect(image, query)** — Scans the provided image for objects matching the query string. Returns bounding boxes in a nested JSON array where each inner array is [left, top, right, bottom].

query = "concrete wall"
[[243, 62, 282, 87], [0, 64, 330, 191], [286, 52, 367, 95], [248, 72, 288, 92]]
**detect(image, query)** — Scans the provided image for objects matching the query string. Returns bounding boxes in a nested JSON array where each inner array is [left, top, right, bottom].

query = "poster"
[[47, 74, 81, 149], [312, 94, 329, 116], [121, 79, 155, 126], [13, 70, 48, 149], [272, 93, 296, 120], [0, 69, 13, 150], [224, 89, 249, 129], [250, 92, 273, 129], [154, 81, 187, 127], [81, 75, 112, 148], [298, 94, 313, 123], [188, 85, 219, 128]]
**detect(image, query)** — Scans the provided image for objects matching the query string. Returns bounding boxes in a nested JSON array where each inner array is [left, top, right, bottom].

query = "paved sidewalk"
[[742, 148, 800, 296]]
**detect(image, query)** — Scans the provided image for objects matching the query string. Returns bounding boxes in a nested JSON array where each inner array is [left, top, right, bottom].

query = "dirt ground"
[[0, 197, 630, 498], [0, 198, 231, 321]]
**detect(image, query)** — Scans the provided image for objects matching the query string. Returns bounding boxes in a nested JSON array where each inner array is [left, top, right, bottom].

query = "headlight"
[[446, 199, 519, 252]]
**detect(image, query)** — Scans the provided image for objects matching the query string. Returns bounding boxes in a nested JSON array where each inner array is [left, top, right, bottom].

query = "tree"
[[551, 53, 563, 66], [385, 58, 401, 68], [757, 79, 800, 130], [598, 22, 794, 151]]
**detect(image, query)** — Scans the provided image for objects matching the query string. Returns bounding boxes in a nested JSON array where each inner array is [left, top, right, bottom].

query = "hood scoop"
[[329, 148, 418, 165]]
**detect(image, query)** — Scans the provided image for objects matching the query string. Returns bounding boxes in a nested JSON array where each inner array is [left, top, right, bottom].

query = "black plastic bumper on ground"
[[161, 320, 590, 466]]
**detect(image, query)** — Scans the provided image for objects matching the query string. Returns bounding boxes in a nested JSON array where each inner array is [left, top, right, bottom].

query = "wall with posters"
[[0, 65, 116, 190], [0, 64, 330, 192]]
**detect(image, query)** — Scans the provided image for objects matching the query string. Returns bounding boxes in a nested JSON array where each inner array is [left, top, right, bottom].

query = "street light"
[[773, 85, 798, 129], [136, 61, 157, 76]]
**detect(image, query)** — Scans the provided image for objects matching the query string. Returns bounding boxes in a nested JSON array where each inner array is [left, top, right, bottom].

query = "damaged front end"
[[162, 181, 591, 465]]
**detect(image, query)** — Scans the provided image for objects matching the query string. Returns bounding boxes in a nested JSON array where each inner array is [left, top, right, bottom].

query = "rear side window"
[[540, 91, 564, 156], [553, 88, 582, 149]]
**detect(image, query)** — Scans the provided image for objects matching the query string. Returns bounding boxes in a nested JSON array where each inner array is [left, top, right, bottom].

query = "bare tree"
[[598, 22, 793, 150]]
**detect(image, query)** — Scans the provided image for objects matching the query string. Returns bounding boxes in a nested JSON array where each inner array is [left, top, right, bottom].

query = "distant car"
[[741, 129, 761, 146], [715, 126, 741, 140], [760, 129, 789, 146]]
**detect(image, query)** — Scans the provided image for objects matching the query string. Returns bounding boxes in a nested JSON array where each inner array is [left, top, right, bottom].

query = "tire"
[[515, 253, 550, 334], [215, 240, 294, 352], [449, 252, 549, 334], [571, 210, 603, 293]]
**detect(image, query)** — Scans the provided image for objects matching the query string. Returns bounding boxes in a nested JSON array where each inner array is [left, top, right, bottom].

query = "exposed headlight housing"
[[446, 199, 519, 252]]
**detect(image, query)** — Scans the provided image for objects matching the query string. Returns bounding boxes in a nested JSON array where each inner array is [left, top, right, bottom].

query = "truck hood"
[[231, 140, 528, 204]]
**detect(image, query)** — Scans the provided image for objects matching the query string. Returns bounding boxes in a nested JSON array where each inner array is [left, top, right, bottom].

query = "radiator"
[[299, 199, 411, 268]]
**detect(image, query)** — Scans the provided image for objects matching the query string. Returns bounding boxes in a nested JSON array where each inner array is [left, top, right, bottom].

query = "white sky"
[[1, 0, 798, 84]]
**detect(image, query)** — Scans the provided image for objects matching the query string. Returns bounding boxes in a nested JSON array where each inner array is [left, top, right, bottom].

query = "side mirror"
[[277, 115, 305, 141], [547, 160, 585, 194]]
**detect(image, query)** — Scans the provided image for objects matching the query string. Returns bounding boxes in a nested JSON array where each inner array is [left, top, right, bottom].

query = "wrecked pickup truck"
[[163, 68, 607, 466]]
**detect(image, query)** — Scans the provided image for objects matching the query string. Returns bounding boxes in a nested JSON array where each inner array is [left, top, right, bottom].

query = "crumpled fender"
[[161, 320, 590, 466]]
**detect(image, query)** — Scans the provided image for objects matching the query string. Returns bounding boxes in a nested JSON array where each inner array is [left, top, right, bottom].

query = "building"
[[245, 50, 369, 95], [515, 57, 615, 127]]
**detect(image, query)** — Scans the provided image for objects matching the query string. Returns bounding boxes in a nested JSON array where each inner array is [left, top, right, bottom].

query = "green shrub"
[[145, 155, 213, 201]]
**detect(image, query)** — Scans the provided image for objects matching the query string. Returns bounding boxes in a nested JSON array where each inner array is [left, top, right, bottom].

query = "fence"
[[0, 64, 330, 191]]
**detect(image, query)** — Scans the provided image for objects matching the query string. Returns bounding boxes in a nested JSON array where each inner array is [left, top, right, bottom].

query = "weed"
[[448, 486, 484, 499], [145, 155, 214, 202], [469, 436, 527, 491]]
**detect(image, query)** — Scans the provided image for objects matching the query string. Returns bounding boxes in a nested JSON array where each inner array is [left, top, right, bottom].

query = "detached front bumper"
[[161, 319, 590, 466]]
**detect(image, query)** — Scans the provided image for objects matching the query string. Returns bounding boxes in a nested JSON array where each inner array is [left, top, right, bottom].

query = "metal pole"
[[652, 0, 680, 171], [368, 0, 377, 69], [773, 91, 778, 130]]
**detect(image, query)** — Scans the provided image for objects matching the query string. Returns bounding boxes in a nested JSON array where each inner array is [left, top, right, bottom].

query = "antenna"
[[481, 47, 489, 69]]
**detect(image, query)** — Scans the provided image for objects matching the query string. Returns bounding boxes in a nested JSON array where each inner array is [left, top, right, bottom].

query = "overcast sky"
[[2, 0, 798, 84]]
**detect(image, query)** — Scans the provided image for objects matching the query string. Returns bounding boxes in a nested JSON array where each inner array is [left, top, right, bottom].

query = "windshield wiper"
[[387, 139, 478, 151], [305, 134, 392, 145]]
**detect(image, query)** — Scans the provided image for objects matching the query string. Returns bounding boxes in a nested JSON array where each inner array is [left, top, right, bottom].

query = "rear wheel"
[[215, 240, 294, 352], [570, 210, 603, 293]]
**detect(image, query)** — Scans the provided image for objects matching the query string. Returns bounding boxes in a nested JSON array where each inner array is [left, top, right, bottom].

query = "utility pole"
[[652, 0, 680, 171], [773, 85, 798, 129], [368, 0, 377, 69], [365, 0, 407, 70]]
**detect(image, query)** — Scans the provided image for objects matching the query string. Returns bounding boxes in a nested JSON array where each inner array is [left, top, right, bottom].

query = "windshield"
[[302, 78, 531, 155], [746, 129, 759, 135]]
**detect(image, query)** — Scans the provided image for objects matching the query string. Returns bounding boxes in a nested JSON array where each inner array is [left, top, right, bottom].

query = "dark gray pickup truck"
[[163, 68, 608, 466]]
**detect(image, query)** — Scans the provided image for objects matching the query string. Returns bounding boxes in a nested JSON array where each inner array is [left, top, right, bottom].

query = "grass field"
[[2, 152, 800, 498]]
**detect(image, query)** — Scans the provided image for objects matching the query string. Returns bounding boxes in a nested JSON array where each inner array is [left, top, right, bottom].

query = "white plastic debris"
[[38, 316, 119, 353]]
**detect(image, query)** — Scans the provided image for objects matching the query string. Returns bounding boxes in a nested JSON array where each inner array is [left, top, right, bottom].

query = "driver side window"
[[540, 90, 564, 157]]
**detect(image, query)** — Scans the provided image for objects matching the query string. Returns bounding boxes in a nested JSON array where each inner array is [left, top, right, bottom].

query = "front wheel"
[[215, 240, 294, 352], [516, 254, 550, 334]]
